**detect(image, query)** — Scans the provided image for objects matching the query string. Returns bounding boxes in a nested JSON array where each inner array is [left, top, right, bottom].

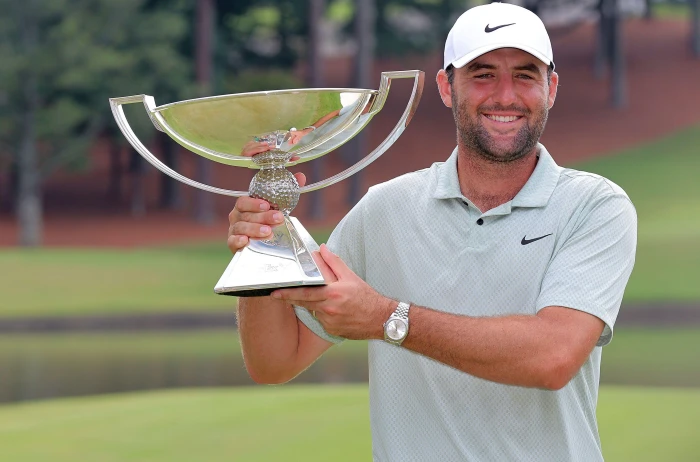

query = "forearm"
[[402, 305, 595, 390], [312, 109, 341, 127], [236, 296, 305, 384]]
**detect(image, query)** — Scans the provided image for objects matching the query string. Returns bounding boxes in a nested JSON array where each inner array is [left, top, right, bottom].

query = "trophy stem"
[[248, 150, 300, 215], [212, 148, 324, 297]]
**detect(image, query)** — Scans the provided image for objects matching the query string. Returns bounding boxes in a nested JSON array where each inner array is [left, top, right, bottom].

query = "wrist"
[[375, 297, 397, 340]]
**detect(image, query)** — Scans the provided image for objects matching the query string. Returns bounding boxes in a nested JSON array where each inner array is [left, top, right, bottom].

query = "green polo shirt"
[[295, 144, 637, 461]]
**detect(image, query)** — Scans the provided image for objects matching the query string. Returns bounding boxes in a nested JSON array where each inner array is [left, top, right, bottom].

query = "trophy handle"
[[299, 70, 425, 193], [109, 95, 248, 197]]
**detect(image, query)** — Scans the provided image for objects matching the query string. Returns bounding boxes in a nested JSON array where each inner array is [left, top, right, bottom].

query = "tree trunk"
[[17, 78, 42, 246], [193, 0, 215, 225], [158, 131, 182, 209], [129, 149, 146, 217], [692, 0, 700, 57], [644, 0, 653, 20], [2, 156, 19, 212], [594, 0, 609, 80], [606, 0, 626, 108], [107, 138, 123, 202], [16, 3, 42, 247], [308, 0, 325, 220], [345, 0, 375, 206]]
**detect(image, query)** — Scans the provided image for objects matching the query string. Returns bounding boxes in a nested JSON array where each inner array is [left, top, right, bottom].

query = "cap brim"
[[451, 43, 554, 70]]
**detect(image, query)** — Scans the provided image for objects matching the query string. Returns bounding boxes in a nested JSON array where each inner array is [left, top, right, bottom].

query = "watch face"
[[386, 319, 408, 341]]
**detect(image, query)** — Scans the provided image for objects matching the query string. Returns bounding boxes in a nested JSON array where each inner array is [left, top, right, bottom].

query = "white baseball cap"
[[444, 2, 554, 70]]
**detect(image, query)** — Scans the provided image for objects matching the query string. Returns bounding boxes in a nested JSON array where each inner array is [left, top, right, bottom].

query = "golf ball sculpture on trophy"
[[110, 70, 424, 297]]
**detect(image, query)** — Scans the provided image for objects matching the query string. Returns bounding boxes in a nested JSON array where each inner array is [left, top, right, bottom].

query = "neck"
[[456, 145, 539, 212]]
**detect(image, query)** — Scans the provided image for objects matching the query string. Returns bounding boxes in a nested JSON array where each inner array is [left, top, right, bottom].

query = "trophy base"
[[217, 284, 324, 298], [214, 217, 326, 297]]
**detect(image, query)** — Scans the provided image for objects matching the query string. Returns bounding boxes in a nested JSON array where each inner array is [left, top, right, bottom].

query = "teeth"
[[486, 115, 519, 122]]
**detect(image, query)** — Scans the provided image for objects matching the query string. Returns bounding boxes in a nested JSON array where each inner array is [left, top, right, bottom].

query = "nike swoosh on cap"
[[484, 23, 516, 33], [521, 233, 553, 245]]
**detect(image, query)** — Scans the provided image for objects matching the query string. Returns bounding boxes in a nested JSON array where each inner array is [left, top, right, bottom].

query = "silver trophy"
[[109, 70, 424, 297]]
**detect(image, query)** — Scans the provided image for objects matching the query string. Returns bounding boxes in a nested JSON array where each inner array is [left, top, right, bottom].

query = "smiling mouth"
[[483, 114, 522, 123]]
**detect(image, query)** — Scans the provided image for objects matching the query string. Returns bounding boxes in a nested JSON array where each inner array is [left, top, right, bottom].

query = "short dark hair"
[[445, 62, 553, 86], [446, 65, 455, 85]]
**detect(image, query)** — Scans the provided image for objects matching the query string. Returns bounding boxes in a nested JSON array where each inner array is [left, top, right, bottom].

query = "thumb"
[[319, 244, 355, 280], [294, 172, 306, 187]]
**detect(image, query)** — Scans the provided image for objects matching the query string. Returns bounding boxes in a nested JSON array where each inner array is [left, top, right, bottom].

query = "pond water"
[[0, 331, 369, 403], [2, 327, 698, 403]]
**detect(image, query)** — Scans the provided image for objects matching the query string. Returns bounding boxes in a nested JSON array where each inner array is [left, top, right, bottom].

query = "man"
[[227, 3, 637, 461]]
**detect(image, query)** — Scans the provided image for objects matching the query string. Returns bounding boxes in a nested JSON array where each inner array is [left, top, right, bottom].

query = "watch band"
[[394, 301, 410, 320]]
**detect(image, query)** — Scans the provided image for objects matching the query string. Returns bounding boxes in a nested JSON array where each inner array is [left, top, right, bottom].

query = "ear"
[[547, 71, 559, 109], [436, 69, 453, 108]]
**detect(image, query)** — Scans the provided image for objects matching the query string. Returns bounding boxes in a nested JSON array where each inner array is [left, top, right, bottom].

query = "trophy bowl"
[[110, 70, 424, 297]]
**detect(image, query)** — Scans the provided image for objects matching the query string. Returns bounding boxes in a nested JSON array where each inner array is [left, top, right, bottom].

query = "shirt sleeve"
[[294, 197, 368, 344], [536, 191, 637, 346]]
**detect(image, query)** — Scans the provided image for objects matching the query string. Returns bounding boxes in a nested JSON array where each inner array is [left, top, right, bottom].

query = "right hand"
[[227, 172, 307, 254]]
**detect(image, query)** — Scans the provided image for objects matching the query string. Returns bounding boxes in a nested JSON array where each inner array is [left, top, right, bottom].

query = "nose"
[[491, 76, 518, 107]]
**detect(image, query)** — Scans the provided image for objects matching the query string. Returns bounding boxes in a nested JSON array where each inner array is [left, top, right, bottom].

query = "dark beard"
[[452, 94, 549, 163]]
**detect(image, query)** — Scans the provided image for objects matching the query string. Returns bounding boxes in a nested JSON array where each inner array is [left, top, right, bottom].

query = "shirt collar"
[[432, 143, 561, 209], [511, 144, 561, 208], [432, 147, 463, 200]]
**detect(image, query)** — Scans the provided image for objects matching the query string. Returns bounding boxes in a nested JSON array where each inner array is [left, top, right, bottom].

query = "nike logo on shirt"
[[521, 234, 553, 245]]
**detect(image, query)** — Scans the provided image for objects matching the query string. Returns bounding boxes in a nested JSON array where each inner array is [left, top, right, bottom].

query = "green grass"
[[598, 386, 700, 461], [0, 244, 235, 317], [0, 231, 333, 318], [0, 386, 371, 462], [0, 385, 698, 462], [572, 125, 700, 302], [652, 2, 692, 20]]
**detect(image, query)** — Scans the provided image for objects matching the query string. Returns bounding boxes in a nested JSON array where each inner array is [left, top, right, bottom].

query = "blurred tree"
[[0, 0, 192, 245], [219, 0, 308, 93], [335, 0, 468, 58]]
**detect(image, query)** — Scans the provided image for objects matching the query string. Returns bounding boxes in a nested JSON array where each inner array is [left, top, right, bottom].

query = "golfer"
[[227, 3, 637, 461]]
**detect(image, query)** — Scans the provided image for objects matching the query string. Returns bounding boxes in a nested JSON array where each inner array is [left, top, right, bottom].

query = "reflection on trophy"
[[109, 70, 424, 297]]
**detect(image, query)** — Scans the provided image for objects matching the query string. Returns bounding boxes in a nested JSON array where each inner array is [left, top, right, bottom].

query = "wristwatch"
[[383, 302, 411, 346]]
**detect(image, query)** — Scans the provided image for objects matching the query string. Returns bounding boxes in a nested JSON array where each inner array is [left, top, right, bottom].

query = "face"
[[437, 48, 558, 163]]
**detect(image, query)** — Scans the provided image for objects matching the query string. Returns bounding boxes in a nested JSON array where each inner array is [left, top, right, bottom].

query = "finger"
[[312, 250, 338, 283], [227, 234, 249, 253], [290, 155, 301, 162], [234, 196, 271, 214], [271, 286, 328, 303], [234, 209, 286, 227], [319, 244, 355, 280], [230, 221, 275, 240], [294, 172, 306, 187]]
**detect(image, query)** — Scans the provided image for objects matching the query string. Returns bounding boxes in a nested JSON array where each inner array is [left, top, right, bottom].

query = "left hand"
[[271, 244, 395, 340]]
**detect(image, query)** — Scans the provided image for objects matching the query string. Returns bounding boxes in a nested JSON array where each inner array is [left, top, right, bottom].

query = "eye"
[[516, 73, 534, 80], [474, 73, 493, 79]]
